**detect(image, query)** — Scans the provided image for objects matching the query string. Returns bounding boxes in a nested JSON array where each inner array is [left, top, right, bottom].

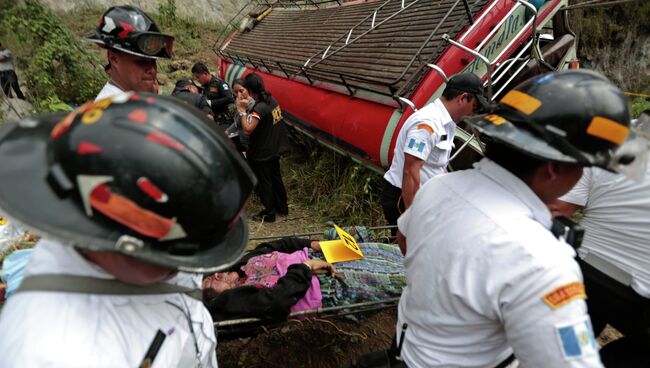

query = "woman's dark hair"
[[244, 73, 272, 103], [232, 78, 246, 88]]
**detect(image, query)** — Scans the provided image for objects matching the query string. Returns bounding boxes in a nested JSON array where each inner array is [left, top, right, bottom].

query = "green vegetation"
[[631, 97, 650, 118], [0, 0, 104, 111], [283, 146, 385, 226]]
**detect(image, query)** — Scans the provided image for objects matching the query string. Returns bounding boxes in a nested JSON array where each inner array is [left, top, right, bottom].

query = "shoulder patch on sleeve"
[[222, 84, 229, 90], [543, 281, 586, 309], [556, 318, 598, 360], [416, 124, 434, 134]]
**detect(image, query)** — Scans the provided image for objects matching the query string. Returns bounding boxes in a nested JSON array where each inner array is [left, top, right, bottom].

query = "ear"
[[545, 161, 561, 181], [107, 50, 118, 66]]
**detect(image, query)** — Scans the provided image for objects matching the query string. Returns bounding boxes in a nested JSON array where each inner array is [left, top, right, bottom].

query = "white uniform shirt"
[[384, 99, 455, 188], [560, 166, 650, 297], [0, 238, 218, 368], [0, 48, 14, 71], [396, 158, 601, 368], [95, 82, 124, 101]]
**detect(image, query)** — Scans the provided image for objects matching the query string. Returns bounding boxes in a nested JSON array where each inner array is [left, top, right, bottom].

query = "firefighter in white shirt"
[[0, 93, 256, 367], [87, 6, 174, 100], [396, 70, 635, 368]]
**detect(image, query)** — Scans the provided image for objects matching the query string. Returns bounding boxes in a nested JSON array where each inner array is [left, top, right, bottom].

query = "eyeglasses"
[[133, 33, 174, 57]]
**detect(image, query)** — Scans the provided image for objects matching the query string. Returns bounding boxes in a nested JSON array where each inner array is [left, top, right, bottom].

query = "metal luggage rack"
[[214, 0, 487, 101]]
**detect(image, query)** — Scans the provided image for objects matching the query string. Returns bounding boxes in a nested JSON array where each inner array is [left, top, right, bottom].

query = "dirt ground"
[[217, 308, 397, 368]]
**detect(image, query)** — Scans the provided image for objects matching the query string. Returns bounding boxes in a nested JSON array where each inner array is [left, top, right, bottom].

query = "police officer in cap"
[[0, 93, 256, 367], [192, 62, 235, 127], [171, 78, 214, 120], [87, 5, 174, 100], [396, 70, 636, 368]]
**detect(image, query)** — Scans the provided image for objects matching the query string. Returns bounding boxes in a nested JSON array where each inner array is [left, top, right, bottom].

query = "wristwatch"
[[238, 111, 247, 118]]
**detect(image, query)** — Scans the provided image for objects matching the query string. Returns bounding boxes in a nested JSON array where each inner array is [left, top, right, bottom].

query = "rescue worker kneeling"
[[0, 93, 256, 367], [395, 70, 636, 368]]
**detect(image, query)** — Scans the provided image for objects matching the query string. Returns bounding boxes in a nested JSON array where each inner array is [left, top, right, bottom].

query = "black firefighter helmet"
[[87, 5, 174, 59], [464, 69, 631, 170], [0, 93, 256, 273]]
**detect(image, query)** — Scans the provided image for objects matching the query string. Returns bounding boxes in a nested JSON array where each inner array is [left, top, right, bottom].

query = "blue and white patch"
[[222, 84, 229, 90], [555, 318, 598, 360], [407, 138, 426, 153]]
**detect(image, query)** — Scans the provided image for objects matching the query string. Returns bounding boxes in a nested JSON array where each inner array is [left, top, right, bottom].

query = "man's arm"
[[401, 153, 425, 208], [208, 81, 235, 111]]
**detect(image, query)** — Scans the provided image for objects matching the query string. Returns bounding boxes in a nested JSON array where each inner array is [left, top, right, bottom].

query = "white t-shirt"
[[384, 99, 455, 188], [0, 238, 218, 368], [0, 49, 14, 71], [560, 166, 650, 297], [396, 158, 601, 368], [95, 82, 124, 101]]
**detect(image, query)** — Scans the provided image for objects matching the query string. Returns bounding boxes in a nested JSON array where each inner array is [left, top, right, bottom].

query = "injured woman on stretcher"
[[202, 237, 405, 322]]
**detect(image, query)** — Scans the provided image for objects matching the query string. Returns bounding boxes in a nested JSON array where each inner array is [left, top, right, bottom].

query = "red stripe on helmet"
[[117, 22, 135, 39], [51, 112, 77, 139], [89, 183, 175, 239], [137, 177, 168, 203], [146, 131, 185, 151], [77, 141, 104, 155], [127, 108, 148, 124]]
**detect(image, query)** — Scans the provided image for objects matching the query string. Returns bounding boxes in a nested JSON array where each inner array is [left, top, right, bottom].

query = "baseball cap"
[[445, 73, 489, 111], [174, 78, 201, 90]]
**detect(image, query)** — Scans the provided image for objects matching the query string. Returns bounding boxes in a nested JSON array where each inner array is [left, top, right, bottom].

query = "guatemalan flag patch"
[[555, 317, 598, 360]]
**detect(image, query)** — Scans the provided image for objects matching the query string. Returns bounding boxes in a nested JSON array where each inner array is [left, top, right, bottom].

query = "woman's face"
[[233, 83, 249, 100], [202, 271, 240, 295]]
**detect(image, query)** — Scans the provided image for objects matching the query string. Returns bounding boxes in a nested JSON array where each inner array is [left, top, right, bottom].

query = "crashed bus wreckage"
[[214, 0, 577, 172]]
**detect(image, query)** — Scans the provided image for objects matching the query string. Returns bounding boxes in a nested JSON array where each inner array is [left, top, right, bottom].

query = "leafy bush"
[[0, 0, 104, 109]]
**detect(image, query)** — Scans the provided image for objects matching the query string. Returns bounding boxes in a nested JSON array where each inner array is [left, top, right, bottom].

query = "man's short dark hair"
[[484, 140, 546, 180], [442, 88, 473, 101], [191, 62, 209, 74]]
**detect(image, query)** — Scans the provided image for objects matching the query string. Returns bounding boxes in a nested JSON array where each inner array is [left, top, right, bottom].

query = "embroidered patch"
[[543, 281, 586, 309], [222, 84, 229, 90], [416, 124, 434, 134], [407, 138, 426, 153], [556, 318, 598, 360]]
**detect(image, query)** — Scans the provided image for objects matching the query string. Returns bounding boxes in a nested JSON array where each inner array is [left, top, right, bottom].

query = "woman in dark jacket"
[[235, 73, 289, 223], [203, 237, 405, 322]]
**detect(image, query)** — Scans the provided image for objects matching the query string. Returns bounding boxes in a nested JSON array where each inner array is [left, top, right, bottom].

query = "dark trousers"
[[579, 259, 650, 367], [248, 157, 288, 215], [380, 179, 405, 236], [0, 70, 25, 100]]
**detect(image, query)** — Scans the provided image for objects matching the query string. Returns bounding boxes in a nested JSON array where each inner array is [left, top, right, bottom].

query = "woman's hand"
[[303, 259, 336, 276], [235, 96, 249, 112], [310, 241, 322, 252]]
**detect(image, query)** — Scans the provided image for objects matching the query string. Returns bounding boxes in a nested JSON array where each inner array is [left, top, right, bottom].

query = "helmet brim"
[[85, 37, 170, 60], [463, 114, 583, 164], [0, 114, 248, 273]]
